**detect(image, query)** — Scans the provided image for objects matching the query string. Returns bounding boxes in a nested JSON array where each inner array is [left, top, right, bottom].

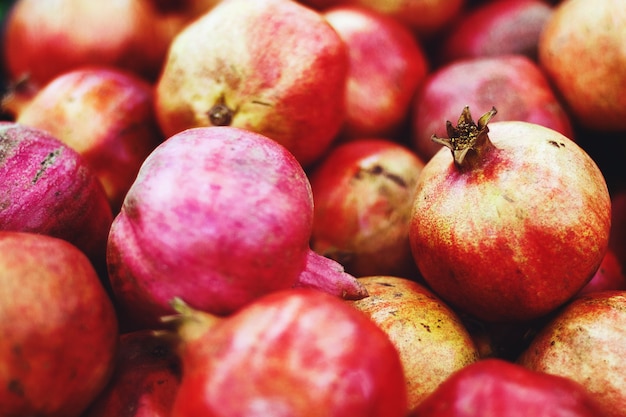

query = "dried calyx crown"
[[431, 106, 498, 170]]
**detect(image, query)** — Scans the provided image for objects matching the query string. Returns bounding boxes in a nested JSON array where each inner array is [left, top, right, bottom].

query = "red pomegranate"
[[408, 106, 611, 322], [168, 288, 408, 417]]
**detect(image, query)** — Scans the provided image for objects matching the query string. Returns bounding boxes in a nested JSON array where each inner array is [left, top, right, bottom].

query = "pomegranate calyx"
[[162, 297, 222, 343], [207, 95, 235, 126], [432, 106, 497, 170]]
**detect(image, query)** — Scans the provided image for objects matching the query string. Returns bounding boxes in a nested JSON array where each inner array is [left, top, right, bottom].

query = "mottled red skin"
[[412, 55, 574, 161], [15, 66, 164, 212], [155, 0, 348, 167], [323, 6, 429, 139], [107, 126, 363, 330], [0, 122, 113, 265], [518, 291, 626, 417], [82, 330, 181, 417], [409, 121, 611, 322], [538, 0, 626, 131], [2, 0, 193, 86], [409, 358, 606, 417], [439, 0, 554, 63], [576, 249, 626, 297], [171, 289, 408, 417], [0, 231, 119, 417], [309, 138, 424, 278]]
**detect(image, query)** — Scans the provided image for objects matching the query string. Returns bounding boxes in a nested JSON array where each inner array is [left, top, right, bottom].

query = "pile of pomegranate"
[[0, 0, 625, 416]]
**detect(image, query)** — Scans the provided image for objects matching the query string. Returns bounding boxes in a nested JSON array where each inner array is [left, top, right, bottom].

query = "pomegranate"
[[411, 54, 574, 161], [82, 329, 181, 417], [2, 0, 198, 86], [0, 231, 119, 417], [409, 358, 606, 417], [439, 0, 554, 63], [167, 288, 408, 417], [518, 290, 626, 417], [107, 126, 366, 329], [408, 106, 611, 322], [538, 0, 626, 131], [0, 122, 113, 266], [309, 138, 425, 278], [576, 248, 626, 297], [323, 5, 429, 139], [349, 276, 479, 410], [14, 66, 164, 212]]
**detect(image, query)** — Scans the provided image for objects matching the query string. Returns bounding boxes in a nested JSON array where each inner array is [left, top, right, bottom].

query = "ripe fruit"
[[408, 107, 611, 322], [0, 231, 119, 417], [409, 358, 606, 417], [14, 66, 163, 211], [155, 0, 349, 167], [323, 5, 429, 139], [411, 54, 574, 161], [107, 126, 366, 329], [350, 276, 479, 410], [0, 122, 113, 265], [168, 289, 408, 417], [518, 291, 626, 417], [82, 329, 181, 417], [309, 138, 425, 278], [538, 0, 626, 131]]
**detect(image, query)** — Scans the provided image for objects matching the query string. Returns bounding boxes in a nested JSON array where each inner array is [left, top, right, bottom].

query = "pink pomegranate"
[[0, 122, 113, 266], [168, 288, 408, 417], [409, 107, 611, 322], [107, 126, 366, 329], [0, 231, 119, 417]]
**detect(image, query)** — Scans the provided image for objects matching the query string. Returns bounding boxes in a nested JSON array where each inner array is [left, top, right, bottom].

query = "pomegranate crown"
[[432, 106, 498, 169]]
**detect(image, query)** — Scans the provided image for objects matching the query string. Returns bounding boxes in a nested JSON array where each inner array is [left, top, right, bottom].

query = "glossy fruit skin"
[[350, 276, 479, 410], [309, 138, 424, 278], [15, 66, 163, 212], [409, 358, 606, 417], [82, 330, 181, 417], [171, 288, 408, 417], [0, 231, 119, 417], [409, 120, 611, 322], [411, 55, 574, 161], [538, 0, 626, 131], [155, 0, 348, 167], [0, 121, 113, 265], [107, 126, 345, 329], [518, 290, 626, 417]]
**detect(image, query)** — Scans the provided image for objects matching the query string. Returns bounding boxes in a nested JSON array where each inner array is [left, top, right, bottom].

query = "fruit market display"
[[0, 0, 625, 416]]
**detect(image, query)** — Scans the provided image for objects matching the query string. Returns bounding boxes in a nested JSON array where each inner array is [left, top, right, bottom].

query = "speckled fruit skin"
[[170, 288, 408, 417], [309, 138, 425, 278], [15, 67, 164, 212], [82, 330, 181, 417], [409, 358, 606, 417], [349, 276, 479, 410], [538, 0, 626, 131], [0, 122, 113, 265], [518, 291, 626, 417], [409, 120, 611, 322], [0, 231, 119, 417], [107, 126, 365, 330], [155, 0, 348, 167]]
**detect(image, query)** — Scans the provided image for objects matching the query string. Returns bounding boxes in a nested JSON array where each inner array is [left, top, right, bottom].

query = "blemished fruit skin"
[[409, 111, 611, 323], [0, 121, 113, 265], [155, 0, 349, 167], [350, 276, 479, 410], [409, 358, 607, 417], [518, 290, 626, 417], [170, 288, 409, 417], [0, 231, 119, 417]]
